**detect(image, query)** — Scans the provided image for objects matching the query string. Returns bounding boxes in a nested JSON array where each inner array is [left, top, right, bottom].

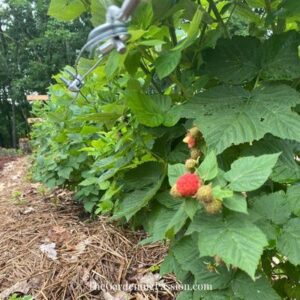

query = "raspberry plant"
[[32, 0, 300, 298]]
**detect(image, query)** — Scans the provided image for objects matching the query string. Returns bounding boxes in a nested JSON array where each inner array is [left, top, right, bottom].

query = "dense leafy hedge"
[[32, 0, 300, 298]]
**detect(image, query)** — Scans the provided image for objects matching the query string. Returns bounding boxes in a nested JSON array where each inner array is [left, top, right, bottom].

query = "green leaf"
[[242, 135, 300, 184], [155, 51, 181, 80], [173, 8, 203, 51], [277, 218, 300, 265], [76, 112, 122, 123], [251, 191, 292, 225], [157, 191, 181, 209], [172, 236, 233, 289], [231, 272, 281, 300], [246, 0, 265, 8], [84, 199, 98, 213], [184, 198, 200, 219], [165, 203, 189, 238], [124, 50, 141, 75], [261, 31, 300, 81], [138, 39, 166, 46], [193, 289, 234, 300], [223, 194, 248, 214], [96, 199, 114, 213], [180, 85, 300, 154], [105, 50, 125, 79], [287, 185, 300, 216], [160, 252, 176, 276], [176, 291, 193, 300], [163, 105, 181, 127], [48, 0, 86, 21], [254, 219, 278, 242], [187, 213, 268, 279], [197, 151, 218, 181], [57, 166, 73, 180], [212, 186, 234, 199], [224, 153, 280, 191], [90, 0, 112, 25], [126, 92, 178, 127], [168, 163, 186, 186], [128, 29, 146, 42], [279, 0, 300, 21], [151, 0, 173, 21], [113, 162, 165, 221], [203, 32, 300, 83], [79, 177, 98, 186], [235, 2, 262, 24], [80, 125, 100, 135], [132, 0, 153, 29], [141, 204, 187, 244], [203, 36, 261, 84], [168, 143, 190, 164]]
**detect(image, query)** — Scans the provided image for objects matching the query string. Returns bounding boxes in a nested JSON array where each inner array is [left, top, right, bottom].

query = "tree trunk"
[[11, 98, 17, 149]]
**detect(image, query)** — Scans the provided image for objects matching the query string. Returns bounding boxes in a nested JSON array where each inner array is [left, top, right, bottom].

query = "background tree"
[[0, 0, 92, 148]]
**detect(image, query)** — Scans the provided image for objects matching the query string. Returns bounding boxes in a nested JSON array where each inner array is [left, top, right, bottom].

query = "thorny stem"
[[192, 2, 211, 65], [168, 18, 178, 46], [253, 73, 261, 90], [170, 74, 189, 100], [226, 2, 237, 25], [168, 17, 182, 82], [207, 0, 230, 38], [264, 0, 276, 33], [197, 2, 212, 49], [140, 61, 162, 94]]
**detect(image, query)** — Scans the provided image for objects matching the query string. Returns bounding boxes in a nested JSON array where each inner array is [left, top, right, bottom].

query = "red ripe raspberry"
[[183, 133, 196, 149], [188, 136, 196, 148], [176, 173, 201, 197]]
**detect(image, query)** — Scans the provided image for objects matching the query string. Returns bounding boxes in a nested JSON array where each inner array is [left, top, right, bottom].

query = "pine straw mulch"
[[0, 157, 17, 172], [0, 157, 177, 300]]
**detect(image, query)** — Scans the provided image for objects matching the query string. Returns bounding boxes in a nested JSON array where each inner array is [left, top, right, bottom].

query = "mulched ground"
[[0, 157, 176, 300], [0, 157, 16, 172]]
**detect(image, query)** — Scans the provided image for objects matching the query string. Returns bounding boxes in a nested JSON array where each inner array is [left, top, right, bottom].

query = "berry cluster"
[[196, 184, 222, 214], [170, 173, 202, 197], [170, 126, 222, 215], [183, 127, 202, 171]]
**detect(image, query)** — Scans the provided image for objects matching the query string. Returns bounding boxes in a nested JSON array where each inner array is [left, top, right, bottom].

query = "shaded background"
[[0, 0, 92, 148]]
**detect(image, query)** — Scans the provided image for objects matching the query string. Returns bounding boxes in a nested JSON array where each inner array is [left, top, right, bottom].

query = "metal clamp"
[[61, 0, 140, 93]]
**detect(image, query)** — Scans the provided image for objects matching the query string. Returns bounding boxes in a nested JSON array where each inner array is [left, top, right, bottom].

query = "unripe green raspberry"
[[170, 185, 182, 198], [214, 256, 224, 265], [185, 158, 198, 171], [190, 148, 201, 160], [195, 184, 213, 203], [189, 127, 201, 138], [204, 199, 222, 214]]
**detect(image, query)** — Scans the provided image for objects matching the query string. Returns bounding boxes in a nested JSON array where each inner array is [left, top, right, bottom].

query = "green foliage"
[[33, 0, 300, 298], [197, 150, 218, 181], [0, 148, 19, 157], [203, 31, 300, 83], [231, 272, 281, 300], [48, 0, 86, 21], [8, 294, 32, 300], [0, 0, 91, 148], [224, 153, 280, 192], [155, 51, 182, 80], [180, 85, 300, 154], [187, 213, 268, 279]]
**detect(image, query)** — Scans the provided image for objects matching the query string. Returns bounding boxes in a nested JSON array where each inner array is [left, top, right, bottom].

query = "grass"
[[11, 191, 28, 205]]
